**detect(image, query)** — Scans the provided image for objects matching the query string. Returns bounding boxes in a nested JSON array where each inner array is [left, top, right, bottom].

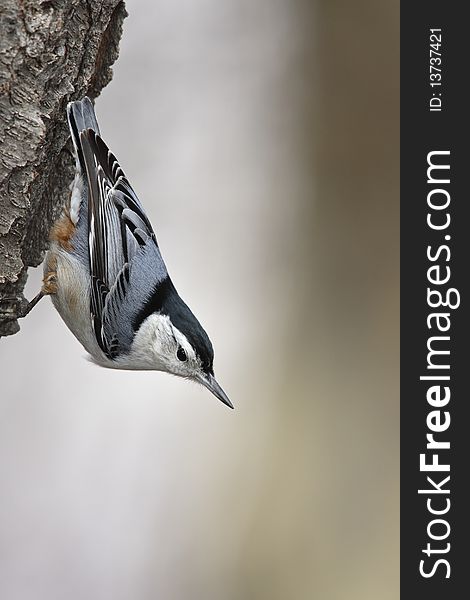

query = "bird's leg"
[[17, 291, 45, 318], [17, 269, 57, 319]]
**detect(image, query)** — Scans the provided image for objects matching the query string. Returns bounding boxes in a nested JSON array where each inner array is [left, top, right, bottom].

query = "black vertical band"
[[401, 3, 469, 597]]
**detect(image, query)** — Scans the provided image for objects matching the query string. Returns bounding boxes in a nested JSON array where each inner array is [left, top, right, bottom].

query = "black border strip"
[[401, 3, 469, 597]]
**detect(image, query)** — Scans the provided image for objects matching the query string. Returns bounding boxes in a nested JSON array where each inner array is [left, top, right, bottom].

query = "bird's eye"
[[177, 346, 187, 362]]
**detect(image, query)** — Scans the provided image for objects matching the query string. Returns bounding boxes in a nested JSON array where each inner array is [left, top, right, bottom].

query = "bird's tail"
[[67, 97, 101, 173]]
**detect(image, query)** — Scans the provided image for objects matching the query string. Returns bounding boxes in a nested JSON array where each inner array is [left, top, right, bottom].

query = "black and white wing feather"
[[68, 99, 168, 359]]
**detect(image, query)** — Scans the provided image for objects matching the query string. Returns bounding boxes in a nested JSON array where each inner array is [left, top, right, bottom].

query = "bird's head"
[[131, 279, 232, 409]]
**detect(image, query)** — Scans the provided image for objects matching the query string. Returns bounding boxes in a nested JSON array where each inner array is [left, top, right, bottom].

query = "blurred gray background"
[[0, 0, 399, 598]]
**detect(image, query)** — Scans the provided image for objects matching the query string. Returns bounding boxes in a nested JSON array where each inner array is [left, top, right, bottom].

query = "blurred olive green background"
[[0, 1, 399, 598]]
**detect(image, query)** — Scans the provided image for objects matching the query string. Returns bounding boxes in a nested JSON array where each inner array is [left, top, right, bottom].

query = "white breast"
[[69, 171, 84, 225], [48, 246, 109, 363]]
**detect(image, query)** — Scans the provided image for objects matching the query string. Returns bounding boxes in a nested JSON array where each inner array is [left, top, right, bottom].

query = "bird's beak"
[[197, 373, 234, 409]]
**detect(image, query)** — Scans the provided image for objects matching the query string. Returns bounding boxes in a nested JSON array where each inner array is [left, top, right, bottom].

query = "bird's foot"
[[17, 291, 45, 319]]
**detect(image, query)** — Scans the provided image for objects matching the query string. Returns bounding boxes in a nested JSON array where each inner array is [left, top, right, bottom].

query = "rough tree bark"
[[0, 0, 127, 337]]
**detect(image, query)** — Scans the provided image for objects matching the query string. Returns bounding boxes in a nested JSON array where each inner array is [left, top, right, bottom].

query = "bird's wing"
[[79, 128, 169, 358], [100, 235, 170, 357]]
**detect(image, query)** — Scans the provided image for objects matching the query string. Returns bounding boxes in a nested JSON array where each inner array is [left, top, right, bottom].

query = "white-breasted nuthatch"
[[24, 97, 232, 408]]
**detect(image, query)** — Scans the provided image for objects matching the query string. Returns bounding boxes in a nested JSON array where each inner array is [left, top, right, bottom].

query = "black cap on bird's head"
[[165, 288, 233, 409]]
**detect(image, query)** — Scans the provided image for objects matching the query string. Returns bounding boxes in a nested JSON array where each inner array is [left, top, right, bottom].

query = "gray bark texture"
[[0, 0, 127, 337]]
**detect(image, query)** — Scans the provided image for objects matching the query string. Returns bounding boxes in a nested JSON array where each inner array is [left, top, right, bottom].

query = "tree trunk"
[[0, 0, 127, 337]]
